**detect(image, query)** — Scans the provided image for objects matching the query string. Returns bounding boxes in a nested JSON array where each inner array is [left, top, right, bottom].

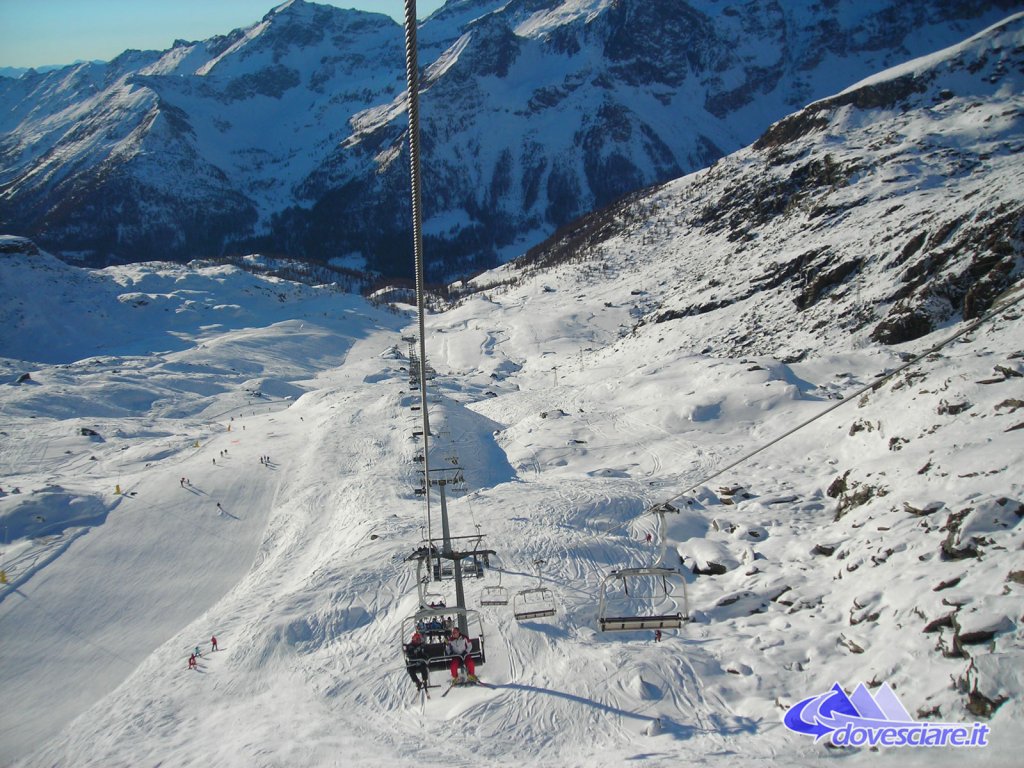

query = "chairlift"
[[422, 535, 489, 581], [402, 606, 486, 670], [513, 559, 557, 621], [598, 566, 687, 631], [401, 557, 486, 671], [597, 503, 689, 632], [480, 567, 509, 607], [422, 589, 447, 608]]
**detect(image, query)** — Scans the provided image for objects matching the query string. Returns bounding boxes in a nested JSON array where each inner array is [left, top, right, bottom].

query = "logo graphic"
[[783, 682, 990, 748]]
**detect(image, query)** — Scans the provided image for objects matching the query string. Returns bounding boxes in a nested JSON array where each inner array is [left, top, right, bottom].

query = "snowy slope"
[[2, 15, 1023, 768]]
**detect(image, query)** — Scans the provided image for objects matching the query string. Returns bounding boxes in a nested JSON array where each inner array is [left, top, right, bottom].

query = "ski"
[[411, 683, 434, 701], [441, 678, 491, 696]]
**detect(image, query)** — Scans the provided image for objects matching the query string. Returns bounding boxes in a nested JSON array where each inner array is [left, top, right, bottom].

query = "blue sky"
[[0, 1, 447, 68]]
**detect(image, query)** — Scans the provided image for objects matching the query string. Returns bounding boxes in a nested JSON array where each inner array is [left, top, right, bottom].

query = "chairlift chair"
[[597, 566, 687, 631], [513, 559, 557, 621], [422, 590, 447, 608], [597, 502, 689, 632], [401, 556, 487, 671], [402, 606, 487, 670], [480, 568, 510, 607]]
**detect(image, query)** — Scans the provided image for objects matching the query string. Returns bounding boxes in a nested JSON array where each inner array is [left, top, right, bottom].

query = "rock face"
[[519, 11, 1024, 351], [0, 0, 1019, 278]]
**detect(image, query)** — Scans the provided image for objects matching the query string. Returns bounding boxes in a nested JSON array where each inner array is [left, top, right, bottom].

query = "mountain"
[[1, 0, 1019, 279], [0, 61, 106, 79], [505, 10, 1024, 350], [1, 15, 1022, 766]]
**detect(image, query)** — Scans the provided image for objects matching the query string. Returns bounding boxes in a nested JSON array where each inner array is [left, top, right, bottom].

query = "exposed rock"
[[848, 419, 877, 436], [832, 480, 886, 521], [937, 400, 972, 416], [904, 500, 944, 516], [691, 561, 729, 576], [870, 303, 934, 345], [933, 576, 962, 592], [826, 471, 850, 498], [940, 535, 980, 561], [838, 634, 866, 654], [967, 689, 1008, 719], [959, 654, 1015, 718], [0, 236, 40, 256], [923, 613, 955, 633]]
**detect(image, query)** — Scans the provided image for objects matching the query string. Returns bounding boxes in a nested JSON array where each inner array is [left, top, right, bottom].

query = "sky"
[[0, 0, 447, 69]]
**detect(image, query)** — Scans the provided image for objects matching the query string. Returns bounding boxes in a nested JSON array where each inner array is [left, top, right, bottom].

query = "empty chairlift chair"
[[597, 566, 687, 631], [480, 568, 510, 607], [597, 502, 689, 632], [513, 559, 557, 621]]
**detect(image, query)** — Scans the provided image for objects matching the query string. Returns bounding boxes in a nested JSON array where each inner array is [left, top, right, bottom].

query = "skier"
[[446, 627, 476, 683], [654, 629, 662, 642], [211, 635, 218, 652], [188, 653, 197, 670], [405, 632, 430, 690]]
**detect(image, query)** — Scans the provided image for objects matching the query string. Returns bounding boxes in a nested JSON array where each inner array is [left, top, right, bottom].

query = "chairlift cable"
[[590, 285, 1024, 542], [655, 284, 1024, 511], [402, 0, 435, 569], [399, 0, 491, 672]]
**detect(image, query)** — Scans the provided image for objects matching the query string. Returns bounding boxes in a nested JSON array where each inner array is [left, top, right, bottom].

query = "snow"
[[1, 13, 1023, 767], [514, 0, 614, 38], [1, 228, 1021, 768]]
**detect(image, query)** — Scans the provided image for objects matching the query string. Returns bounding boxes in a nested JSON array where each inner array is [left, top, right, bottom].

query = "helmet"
[[411, 632, 423, 643]]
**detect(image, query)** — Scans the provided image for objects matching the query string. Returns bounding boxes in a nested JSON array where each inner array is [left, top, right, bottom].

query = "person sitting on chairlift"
[[405, 632, 430, 690], [446, 627, 476, 683]]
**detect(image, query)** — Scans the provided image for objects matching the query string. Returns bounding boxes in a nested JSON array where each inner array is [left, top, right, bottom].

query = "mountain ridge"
[[1, 0, 1019, 278]]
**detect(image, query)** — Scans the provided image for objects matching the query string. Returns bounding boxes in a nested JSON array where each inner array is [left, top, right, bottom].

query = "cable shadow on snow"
[[493, 682, 755, 742]]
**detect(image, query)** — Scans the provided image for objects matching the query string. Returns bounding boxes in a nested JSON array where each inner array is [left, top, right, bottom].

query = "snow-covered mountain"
[[1, 13, 1022, 767], [502, 9, 1024, 350], [1, 0, 1019, 278]]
